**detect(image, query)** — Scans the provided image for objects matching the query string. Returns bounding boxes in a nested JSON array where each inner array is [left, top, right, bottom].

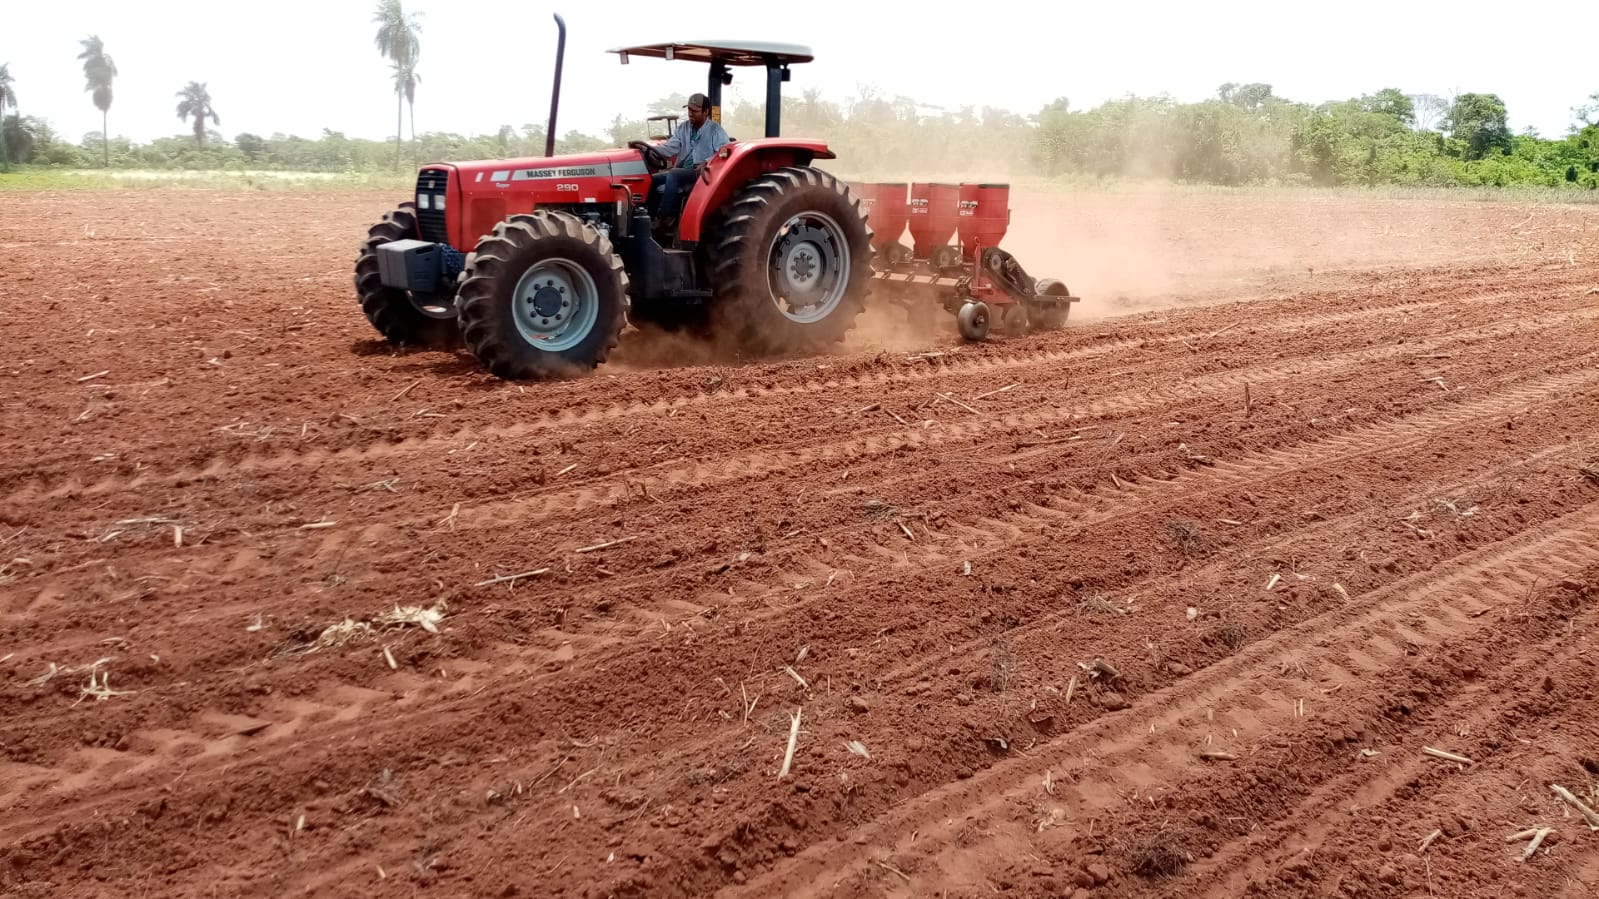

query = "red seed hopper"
[[853, 180, 1080, 341]]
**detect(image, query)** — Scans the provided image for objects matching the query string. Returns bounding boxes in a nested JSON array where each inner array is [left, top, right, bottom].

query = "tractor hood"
[[440, 148, 650, 185]]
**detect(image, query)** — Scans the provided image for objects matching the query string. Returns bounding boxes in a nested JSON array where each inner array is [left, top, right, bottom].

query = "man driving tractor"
[[649, 92, 731, 228]]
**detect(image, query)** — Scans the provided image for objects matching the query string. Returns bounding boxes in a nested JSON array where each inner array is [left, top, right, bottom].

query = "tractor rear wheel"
[[455, 210, 629, 380], [705, 166, 872, 356], [354, 202, 461, 347]]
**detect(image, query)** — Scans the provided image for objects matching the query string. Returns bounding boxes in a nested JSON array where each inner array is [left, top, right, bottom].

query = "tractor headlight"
[[416, 193, 430, 210], [433, 193, 445, 210]]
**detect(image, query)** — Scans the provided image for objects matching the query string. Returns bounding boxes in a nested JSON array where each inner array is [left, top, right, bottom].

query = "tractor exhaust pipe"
[[546, 13, 566, 157]]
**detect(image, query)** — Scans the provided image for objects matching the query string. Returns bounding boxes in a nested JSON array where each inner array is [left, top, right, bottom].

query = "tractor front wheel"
[[354, 202, 462, 347], [706, 166, 873, 356], [455, 211, 629, 380]]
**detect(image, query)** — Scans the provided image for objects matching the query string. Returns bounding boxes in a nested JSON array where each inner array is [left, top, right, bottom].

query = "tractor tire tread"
[[703, 165, 873, 356], [353, 202, 461, 348], [456, 209, 629, 381]]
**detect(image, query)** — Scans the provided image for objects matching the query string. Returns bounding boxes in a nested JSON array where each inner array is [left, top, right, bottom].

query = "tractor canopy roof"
[[607, 40, 813, 66]]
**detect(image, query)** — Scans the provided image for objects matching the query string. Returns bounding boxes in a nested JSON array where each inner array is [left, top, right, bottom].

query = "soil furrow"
[[2, 263, 1582, 504], [5, 189, 1596, 899], [4, 362, 1595, 898], [725, 502, 1599, 897]]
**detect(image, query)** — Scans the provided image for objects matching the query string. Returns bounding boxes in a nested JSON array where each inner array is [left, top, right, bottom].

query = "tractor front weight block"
[[377, 239, 457, 295]]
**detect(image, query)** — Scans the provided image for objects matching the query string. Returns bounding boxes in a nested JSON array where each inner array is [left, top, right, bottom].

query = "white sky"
[[8, 0, 1594, 146]]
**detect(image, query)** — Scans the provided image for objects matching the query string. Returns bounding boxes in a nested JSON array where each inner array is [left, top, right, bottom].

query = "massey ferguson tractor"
[[354, 17, 1079, 381]]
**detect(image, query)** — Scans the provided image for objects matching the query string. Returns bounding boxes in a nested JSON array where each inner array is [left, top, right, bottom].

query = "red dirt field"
[[2, 187, 1599, 899]]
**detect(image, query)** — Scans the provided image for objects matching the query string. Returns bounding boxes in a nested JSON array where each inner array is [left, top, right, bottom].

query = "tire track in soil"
[[441, 409, 1598, 899], [1046, 567, 1599, 899], [75, 425, 1599, 895], [3, 358, 1594, 886], [721, 502, 1599, 898], [924, 568, 1599, 899], [1182, 603, 1599, 898], [3, 259, 1586, 889], [439, 306, 1598, 535], [6, 194, 1597, 898], [46, 385, 1586, 895], [7, 299, 1593, 621], [6, 303, 1592, 681], [864, 435, 1586, 695], [5, 267, 1583, 611], [5, 314, 1592, 693], [0, 265, 1575, 505], [7, 367, 1593, 768]]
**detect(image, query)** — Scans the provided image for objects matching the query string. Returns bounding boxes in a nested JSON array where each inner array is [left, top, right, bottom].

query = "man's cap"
[[686, 92, 709, 110]]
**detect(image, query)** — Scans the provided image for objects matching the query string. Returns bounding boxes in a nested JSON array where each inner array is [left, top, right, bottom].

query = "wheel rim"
[[512, 259, 598, 352], [959, 302, 989, 337], [765, 211, 850, 324]]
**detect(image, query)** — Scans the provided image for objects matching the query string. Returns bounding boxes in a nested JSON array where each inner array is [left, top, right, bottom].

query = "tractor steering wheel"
[[628, 140, 669, 174]]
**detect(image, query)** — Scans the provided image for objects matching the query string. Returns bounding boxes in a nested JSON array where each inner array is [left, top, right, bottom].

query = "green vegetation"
[[2, 16, 1597, 195]]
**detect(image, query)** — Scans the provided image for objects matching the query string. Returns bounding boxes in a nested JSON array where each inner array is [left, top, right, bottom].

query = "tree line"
[[0, 0, 418, 171], [3, 25, 1598, 190]]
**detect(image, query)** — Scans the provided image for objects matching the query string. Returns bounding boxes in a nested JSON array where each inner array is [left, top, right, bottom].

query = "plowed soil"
[[3, 187, 1599, 899]]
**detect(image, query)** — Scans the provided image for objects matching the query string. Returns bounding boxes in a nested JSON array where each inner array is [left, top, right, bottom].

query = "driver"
[[647, 93, 730, 227]]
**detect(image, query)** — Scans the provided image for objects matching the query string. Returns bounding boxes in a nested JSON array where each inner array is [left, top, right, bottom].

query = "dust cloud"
[[841, 181, 1565, 325], [613, 140, 1590, 363], [816, 135, 1588, 338]]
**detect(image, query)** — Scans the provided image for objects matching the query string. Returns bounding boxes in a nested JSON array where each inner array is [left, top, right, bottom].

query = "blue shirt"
[[657, 118, 730, 168]]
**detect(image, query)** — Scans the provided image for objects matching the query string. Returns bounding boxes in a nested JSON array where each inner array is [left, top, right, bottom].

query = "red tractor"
[[355, 22, 875, 380]]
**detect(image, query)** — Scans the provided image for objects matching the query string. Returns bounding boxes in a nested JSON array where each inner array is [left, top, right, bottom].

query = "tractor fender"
[[677, 138, 836, 243]]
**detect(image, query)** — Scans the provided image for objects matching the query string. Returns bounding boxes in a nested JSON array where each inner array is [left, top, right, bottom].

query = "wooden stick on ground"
[[438, 502, 461, 531], [1522, 827, 1553, 860], [1551, 784, 1599, 830], [474, 568, 552, 587], [935, 392, 982, 415], [1419, 829, 1443, 852], [391, 379, 422, 402], [972, 383, 1017, 401], [1422, 746, 1473, 764], [576, 536, 637, 554], [742, 683, 758, 725], [778, 708, 802, 779], [874, 860, 912, 883], [783, 665, 809, 691]]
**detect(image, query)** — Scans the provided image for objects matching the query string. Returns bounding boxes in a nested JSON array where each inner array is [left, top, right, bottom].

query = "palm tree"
[[0, 64, 15, 171], [391, 58, 419, 162], [175, 81, 220, 148], [77, 36, 117, 167], [372, 0, 421, 169]]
